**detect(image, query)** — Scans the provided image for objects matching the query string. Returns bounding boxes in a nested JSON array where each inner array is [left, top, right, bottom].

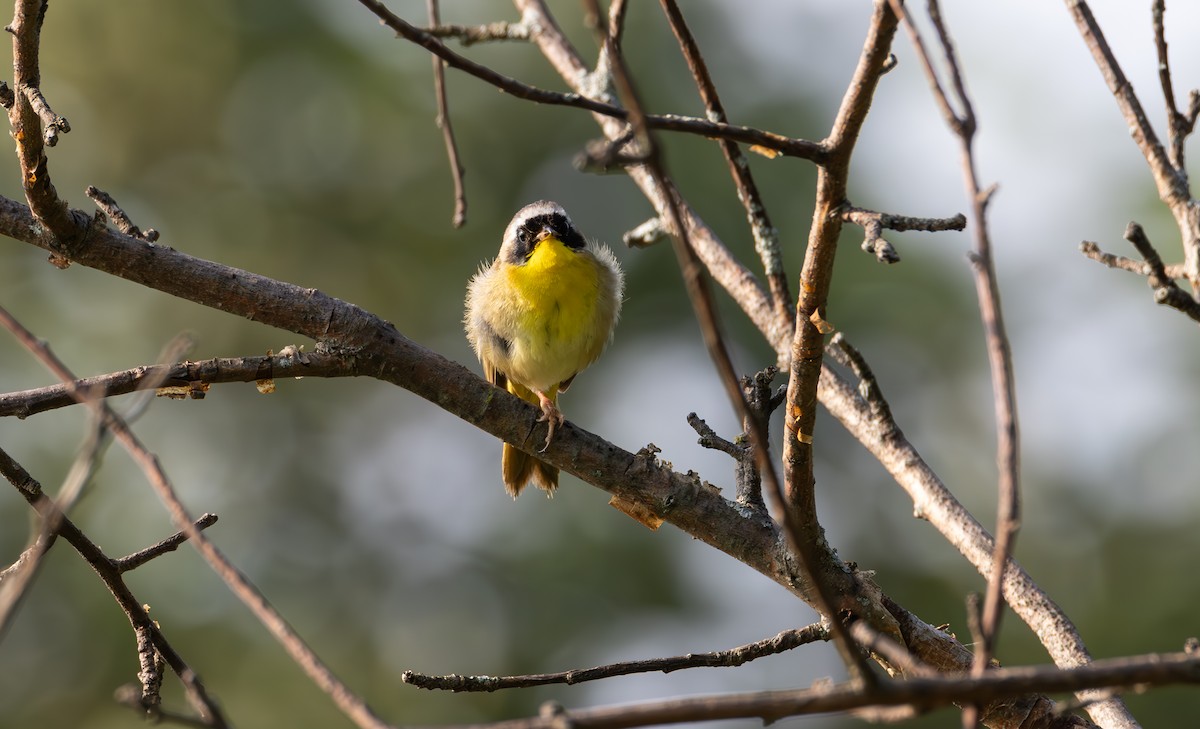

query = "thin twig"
[[1081, 238, 1191, 281], [85, 185, 159, 241], [427, 0, 467, 227], [826, 333, 892, 424], [113, 513, 219, 573], [847, 620, 938, 679], [1151, 0, 1188, 175], [20, 84, 68, 146], [686, 413, 739, 459], [404, 624, 829, 691]]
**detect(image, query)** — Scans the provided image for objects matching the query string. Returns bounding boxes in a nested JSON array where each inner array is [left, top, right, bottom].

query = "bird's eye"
[[516, 227, 531, 245]]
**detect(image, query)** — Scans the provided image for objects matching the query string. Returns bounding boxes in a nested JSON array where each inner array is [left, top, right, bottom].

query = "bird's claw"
[[535, 392, 564, 453]]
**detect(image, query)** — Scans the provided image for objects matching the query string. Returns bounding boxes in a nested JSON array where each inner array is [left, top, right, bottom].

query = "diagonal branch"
[[579, 0, 875, 683], [0, 447, 230, 727]]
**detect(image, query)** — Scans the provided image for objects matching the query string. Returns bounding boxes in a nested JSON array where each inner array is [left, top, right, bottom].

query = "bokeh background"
[[2, 1, 1199, 727]]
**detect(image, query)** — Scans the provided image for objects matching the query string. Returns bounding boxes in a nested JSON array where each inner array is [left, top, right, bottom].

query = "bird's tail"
[[502, 382, 559, 498]]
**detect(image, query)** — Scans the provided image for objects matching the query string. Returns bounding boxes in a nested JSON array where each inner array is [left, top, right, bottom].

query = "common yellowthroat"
[[465, 200, 624, 498]]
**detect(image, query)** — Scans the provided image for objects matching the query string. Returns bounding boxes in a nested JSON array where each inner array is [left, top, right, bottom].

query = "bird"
[[464, 200, 624, 498]]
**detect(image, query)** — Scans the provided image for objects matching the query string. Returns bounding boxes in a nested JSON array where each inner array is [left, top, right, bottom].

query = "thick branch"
[[0, 192, 821, 614]]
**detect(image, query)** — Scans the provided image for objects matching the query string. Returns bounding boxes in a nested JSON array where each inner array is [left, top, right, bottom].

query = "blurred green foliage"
[[1, 2, 1198, 729]]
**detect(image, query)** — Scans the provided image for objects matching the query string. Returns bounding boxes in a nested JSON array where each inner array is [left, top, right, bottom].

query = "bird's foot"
[[535, 391, 564, 453]]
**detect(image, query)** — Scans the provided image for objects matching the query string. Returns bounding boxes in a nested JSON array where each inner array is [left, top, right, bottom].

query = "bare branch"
[[424, 20, 530, 46], [1080, 240, 1188, 281], [1064, 0, 1200, 296], [1151, 0, 1190, 174], [6, 0, 84, 250], [0, 447, 229, 727], [840, 205, 967, 264], [686, 413, 739, 459], [354, 0, 826, 161], [403, 625, 829, 691], [20, 84, 67, 145], [427, 0, 467, 227], [1123, 221, 1200, 323], [85, 185, 159, 242], [431, 649, 1200, 729], [113, 513, 219, 573], [888, 7, 1024, 718], [0, 350, 347, 419], [779, 5, 900, 670]]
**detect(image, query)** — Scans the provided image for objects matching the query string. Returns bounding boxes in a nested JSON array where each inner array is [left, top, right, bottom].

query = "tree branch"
[[1065, 0, 1200, 297], [426, 648, 1200, 729], [355, 0, 825, 162], [403, 625, 829, 691], [0, 351, 346, 418], [112, 513, 219, 573], [7, 0, 84, 252], [0, 446, 230, 727]]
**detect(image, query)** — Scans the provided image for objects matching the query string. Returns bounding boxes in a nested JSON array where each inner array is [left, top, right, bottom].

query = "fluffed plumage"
[[464, 200, 623, 497]]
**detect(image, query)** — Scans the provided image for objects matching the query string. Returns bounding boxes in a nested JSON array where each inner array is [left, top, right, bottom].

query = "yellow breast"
[[502, 237, 606, 392]]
